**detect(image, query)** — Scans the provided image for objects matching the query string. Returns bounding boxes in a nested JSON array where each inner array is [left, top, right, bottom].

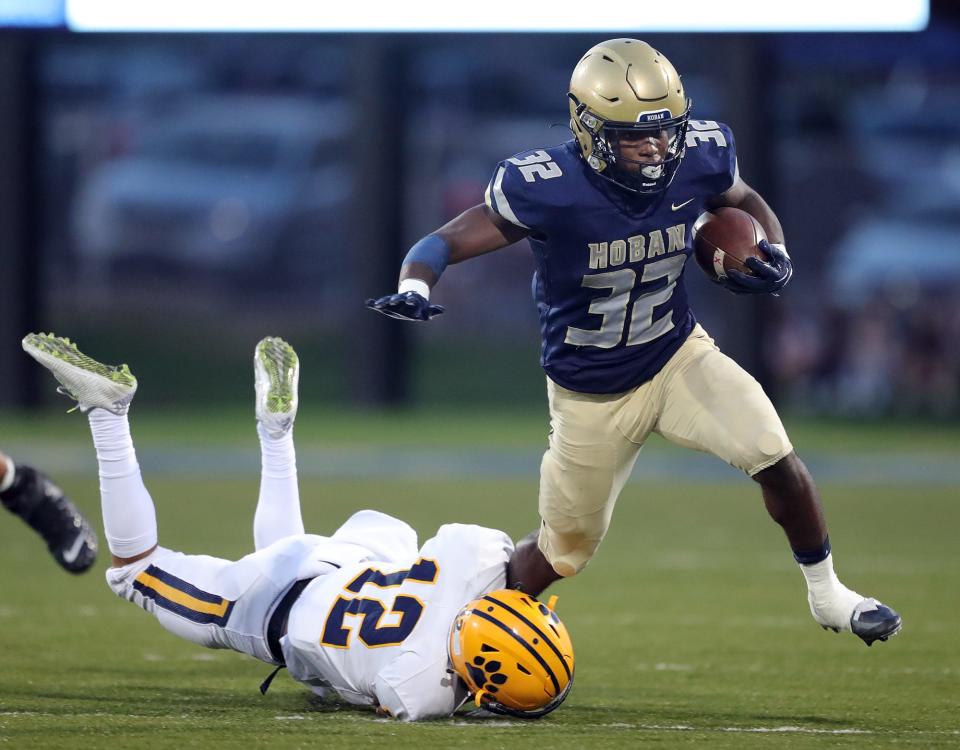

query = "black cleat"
[[850, 598, 902, 646], [1, 464, 98, 574]]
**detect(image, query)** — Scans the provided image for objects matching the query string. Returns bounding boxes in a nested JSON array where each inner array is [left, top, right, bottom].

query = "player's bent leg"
[[88, 409, 159, 566], [107, 548, 237, 651], [755, 453, 902, 646], [653, 326, 794, 475], [21, 333, 156, 566], [253, 336, 303, 550], [752, 453, 827, 560], [536, 378, 645, 579], [538, 451, 627, 578], [753, 453, 857, 625], [106, 535, 330, 662], [654, 327, 901, 646]]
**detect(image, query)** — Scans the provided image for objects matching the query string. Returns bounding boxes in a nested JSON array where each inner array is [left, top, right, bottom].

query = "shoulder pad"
[[682, 120, 738, 195], [685, 119, 735, 152], [485, 144, 578, 230]]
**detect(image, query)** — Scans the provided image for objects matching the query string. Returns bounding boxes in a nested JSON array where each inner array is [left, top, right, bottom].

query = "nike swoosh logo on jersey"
[[62, 532, 87, 564], [671, 198, 694, 211]]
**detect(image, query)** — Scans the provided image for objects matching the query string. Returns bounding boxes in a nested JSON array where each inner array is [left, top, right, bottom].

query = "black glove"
[[365, 291, 445, 321], [723, 240, 793, 296]]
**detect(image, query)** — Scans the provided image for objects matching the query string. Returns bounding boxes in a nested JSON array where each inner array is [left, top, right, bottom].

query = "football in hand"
[[692, 207, 769, 283]]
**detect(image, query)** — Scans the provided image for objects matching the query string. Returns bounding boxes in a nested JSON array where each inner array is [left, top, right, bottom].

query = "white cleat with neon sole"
[[22, 333, 137, 415], [254, 336, 299, 438]]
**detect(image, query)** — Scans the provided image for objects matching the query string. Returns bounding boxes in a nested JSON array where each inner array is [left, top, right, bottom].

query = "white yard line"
[[1, 711, 958, 736]]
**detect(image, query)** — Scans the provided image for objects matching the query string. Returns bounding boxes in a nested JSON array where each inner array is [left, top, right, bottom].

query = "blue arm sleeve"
[[402, 234, 451, 278]]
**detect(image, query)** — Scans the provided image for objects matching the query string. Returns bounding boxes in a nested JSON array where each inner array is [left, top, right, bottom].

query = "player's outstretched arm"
[[366, 204, 529, 321], [708, 177, 793, 295]]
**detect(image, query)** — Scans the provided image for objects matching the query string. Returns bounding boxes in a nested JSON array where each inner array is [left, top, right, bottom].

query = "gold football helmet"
[[569, 38, 692, 195], [448, 589, 574, 719]]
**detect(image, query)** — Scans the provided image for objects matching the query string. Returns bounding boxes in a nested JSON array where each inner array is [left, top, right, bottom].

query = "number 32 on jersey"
[[564, 120, 727, 350], [508, 151, 563, 182], [320, 559, 438, 649]]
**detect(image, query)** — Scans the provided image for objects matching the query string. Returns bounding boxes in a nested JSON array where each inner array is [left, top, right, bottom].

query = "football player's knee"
[[744, 428, 793, 476], [104, 552, 156, 601], [538, 515, 607, 578]]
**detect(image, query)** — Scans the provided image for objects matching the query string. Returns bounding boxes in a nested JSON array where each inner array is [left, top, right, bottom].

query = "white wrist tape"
[[398, 278, 431, 300]]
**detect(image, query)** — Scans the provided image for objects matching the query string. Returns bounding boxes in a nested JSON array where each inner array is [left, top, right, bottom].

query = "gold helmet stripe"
[[471, 609, 561, 694], [481, 594, 572, 679]]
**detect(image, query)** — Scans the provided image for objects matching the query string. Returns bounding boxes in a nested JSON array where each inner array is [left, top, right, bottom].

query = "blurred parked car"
[[73, 95, 351, 284], [848, 82, 960, 216], [830, 213, 960, 305]]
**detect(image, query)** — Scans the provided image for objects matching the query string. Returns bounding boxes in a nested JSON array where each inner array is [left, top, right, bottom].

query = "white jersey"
[[281, 512, 514, 721]]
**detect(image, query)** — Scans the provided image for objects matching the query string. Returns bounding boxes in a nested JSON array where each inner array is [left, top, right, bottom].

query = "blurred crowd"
[[769, 292, 960, 418]]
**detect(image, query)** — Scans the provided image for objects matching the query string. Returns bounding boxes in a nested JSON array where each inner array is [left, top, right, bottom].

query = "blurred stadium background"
[[1, 2, 959, 747], [0, 2, 958, 414]]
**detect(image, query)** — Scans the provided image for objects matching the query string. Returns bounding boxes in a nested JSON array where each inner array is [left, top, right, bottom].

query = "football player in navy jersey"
[[368, 39, 901, 646]]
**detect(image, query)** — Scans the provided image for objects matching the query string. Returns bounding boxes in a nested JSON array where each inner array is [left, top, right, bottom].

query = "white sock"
[[799, 553, 863, 630], [253, 422, 303, 551], [88, 408, 158, 558], [0, 455, 15, 493]]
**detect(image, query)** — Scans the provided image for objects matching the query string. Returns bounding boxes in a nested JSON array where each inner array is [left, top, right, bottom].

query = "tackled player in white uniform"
[[22, 333, 574, 721], [282, 518, 514, 717]]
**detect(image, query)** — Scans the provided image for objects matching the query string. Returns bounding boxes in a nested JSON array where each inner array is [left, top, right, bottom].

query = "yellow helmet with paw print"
[[448, 589, 574, 719]]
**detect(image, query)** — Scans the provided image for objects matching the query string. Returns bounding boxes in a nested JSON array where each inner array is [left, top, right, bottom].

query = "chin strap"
[[259, 665, 285, 695]]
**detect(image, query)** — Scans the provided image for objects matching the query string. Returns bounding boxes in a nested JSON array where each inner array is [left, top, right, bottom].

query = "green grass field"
[[1, 410, 958, 748]]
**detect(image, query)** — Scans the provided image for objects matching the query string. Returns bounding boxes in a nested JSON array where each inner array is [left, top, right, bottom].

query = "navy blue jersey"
[[484, 120, 738, 394]]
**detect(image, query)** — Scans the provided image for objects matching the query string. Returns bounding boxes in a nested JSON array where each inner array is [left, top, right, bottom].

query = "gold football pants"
[[538, 324, 793, 577]]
